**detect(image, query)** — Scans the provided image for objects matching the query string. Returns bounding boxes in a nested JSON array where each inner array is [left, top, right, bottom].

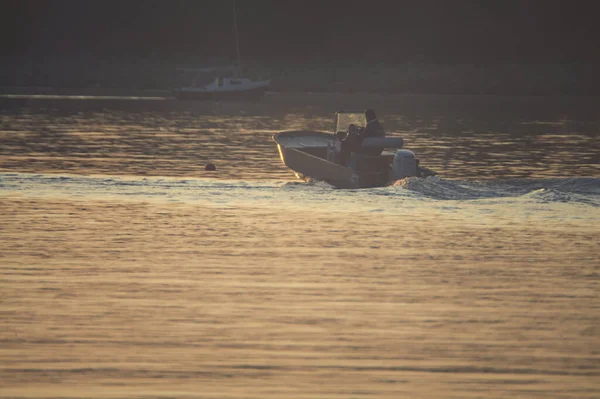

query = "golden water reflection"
[[1, 94, 598, 180]]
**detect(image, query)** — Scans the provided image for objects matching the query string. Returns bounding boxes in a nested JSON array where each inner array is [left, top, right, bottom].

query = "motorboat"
[[273, 111, 436, 189]]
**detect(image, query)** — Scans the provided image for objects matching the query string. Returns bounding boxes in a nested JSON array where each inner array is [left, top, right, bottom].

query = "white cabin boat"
[[175, 75, 270, 100], [174, 2, 270, 101]]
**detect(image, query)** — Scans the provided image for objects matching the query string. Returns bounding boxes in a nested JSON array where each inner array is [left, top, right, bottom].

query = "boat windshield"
[[335, 112, 366, 133]]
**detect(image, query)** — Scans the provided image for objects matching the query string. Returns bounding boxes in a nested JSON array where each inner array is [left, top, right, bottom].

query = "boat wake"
[[392, 176, 600, 205], [1, 173, 598, 210], [288, 178, 337, 189]]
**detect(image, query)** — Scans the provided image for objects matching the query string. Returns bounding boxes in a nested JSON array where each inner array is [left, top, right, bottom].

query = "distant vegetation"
[[0, 56, 598, 96]]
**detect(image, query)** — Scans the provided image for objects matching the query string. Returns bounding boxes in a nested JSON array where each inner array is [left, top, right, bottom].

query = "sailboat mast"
[[233, 1, 241, 77]]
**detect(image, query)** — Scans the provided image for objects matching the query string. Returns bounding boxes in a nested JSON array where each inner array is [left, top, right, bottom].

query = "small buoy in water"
[[205, 163, 216, 171]]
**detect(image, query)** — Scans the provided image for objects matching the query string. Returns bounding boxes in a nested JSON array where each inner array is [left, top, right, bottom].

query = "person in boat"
[[338, 109, 385, 165], [360, 109, 385, 154]]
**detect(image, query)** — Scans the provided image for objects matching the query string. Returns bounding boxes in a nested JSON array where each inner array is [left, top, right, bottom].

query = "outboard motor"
[[391, 149, 417, 180]]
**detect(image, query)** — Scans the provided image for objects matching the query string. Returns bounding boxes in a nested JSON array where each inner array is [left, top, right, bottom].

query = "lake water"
[[1, 93, 599, 398]]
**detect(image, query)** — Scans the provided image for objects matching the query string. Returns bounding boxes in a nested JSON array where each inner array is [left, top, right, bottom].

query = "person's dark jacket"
[[362, 119, 385, 139], [358, 119, 385, 154]]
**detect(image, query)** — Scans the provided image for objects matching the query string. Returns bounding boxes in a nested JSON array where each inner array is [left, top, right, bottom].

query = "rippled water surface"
[[1, 94, 599, 398]]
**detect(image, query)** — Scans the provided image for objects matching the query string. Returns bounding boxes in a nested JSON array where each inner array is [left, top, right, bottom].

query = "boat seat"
[[361, 137, 403, 149]]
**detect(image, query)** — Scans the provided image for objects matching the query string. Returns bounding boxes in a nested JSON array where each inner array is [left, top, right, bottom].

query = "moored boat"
[[174, 2, 270, 101], [175, 76, 270, 101]]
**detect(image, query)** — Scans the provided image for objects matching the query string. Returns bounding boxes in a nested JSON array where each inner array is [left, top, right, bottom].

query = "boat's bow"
[[273, 131, 359, 188]]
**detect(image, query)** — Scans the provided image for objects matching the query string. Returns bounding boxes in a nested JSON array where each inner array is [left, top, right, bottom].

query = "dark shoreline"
[[2, 58, 599, 97], [2, 86, 600, 100]]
